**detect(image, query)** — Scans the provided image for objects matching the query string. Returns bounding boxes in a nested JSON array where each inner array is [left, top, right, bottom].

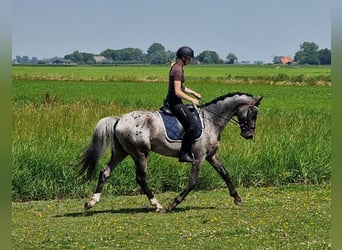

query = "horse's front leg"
[[168, 160, 204, 211], [207, 153, 242, 205]]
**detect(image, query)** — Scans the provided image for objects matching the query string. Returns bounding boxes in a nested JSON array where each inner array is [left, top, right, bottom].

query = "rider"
[[165, 46, 202, 163]]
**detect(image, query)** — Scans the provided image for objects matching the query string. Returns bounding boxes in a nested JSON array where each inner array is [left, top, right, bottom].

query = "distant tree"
[[82, 53, 96, 64], [147, 50, 175, 64], [294, 51, 305, 63], [64, 50, 95, 64], [318, 48, 331, 65], [117, 48, 142, 61], [146, 43, 174, 64], [226, 53, 237, 64], [272, 56, 281, 64], [197, 50, 222, 64], [165, 50, 176, 63], [100, 48, 145, 63], [147, 43, 165, 56], [65, 50, 81, 63], [149, 50, 167, 64], [100, 49, 116, 59], [122, 48, 144, 61], [294, 42, 319, 65]]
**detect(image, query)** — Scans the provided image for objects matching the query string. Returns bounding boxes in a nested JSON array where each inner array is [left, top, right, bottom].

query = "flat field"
[[13, 64, 331, 85], [12, 65, 331, 249], [12, 65, 331, 200], [12, 185, 330, 249]]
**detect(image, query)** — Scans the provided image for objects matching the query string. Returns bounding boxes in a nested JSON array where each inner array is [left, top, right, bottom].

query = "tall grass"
[[12, 72, 331, 201]]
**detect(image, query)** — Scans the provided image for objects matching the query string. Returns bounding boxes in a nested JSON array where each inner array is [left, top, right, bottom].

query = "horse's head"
[[235, 95, 263, 139]]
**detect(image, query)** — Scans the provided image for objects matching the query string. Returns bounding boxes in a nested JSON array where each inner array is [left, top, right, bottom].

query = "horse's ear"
[[254, 95, 263, 106]]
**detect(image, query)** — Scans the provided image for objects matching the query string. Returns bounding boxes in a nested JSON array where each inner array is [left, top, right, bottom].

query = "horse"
[[77, 92, 263, 212]]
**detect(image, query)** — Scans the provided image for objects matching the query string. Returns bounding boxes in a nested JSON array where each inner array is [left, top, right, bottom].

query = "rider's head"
[[176, 46, 194, 65]]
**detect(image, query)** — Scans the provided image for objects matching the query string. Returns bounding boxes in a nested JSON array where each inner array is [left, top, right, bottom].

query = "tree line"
[[293, 42, 331, 65], [14, 41, 331, 65]]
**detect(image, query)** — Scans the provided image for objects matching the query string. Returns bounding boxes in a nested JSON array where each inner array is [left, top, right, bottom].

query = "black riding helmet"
[[176, 46, 194, 59]]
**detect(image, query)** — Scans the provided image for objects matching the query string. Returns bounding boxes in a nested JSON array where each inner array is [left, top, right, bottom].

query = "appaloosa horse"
[[77, 92, 263, 212]]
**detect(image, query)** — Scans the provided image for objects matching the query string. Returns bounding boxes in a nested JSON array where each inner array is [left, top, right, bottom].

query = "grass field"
[[12, 65, 331, 248], [12, 79, 331, 201], [12, 185, 331, 249], [13, 64, 331, 85]]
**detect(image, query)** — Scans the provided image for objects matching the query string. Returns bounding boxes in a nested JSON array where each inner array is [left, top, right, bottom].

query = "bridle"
[[236, 104, 259, 132], [199, 103, 259, 130]]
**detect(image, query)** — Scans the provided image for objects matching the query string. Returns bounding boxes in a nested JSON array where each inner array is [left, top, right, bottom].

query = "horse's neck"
[[223, 95, 251, 113], [210, 98, 242, 117], [202, 104, 233, 130], [204, 96, 248, 127]]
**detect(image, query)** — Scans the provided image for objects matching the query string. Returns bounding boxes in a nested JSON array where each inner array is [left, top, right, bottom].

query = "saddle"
[[158, 100, 204, 142]]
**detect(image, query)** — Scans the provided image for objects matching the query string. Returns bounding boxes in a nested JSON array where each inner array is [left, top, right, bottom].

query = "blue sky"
[[12, 0, 331, 63]]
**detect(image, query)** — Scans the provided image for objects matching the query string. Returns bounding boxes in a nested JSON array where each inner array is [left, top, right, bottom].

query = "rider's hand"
[[192, 98, 200, 106], [194, 93, 202, 99]]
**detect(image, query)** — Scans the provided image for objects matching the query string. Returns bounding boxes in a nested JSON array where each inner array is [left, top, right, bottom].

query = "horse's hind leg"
[[207, 153, 242, 205], [84, 150, 127, 210], [133, 153, 164, 212]]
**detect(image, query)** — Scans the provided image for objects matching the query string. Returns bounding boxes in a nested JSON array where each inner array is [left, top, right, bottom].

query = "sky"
[[12, 0, 331, 63]]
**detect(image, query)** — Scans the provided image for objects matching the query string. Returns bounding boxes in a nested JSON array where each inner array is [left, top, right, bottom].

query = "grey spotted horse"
[[77, 92, 263, 212]]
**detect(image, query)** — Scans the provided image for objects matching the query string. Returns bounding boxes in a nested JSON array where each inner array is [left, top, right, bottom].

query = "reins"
[[197, 103, 240, 128], [198, 101, 258, 129]]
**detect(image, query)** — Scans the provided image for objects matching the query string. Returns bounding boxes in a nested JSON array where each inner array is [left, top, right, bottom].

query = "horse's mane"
[[200, 92, 253, 108]]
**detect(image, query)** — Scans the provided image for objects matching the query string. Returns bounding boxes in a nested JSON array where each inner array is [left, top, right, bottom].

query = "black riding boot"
[[178, 130, 195, 163], [171, 104, 197, 163], [179, 151, 194, 163]]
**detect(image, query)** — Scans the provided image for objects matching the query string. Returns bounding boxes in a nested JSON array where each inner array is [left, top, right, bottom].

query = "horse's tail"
[[77, 116, 120, 182]]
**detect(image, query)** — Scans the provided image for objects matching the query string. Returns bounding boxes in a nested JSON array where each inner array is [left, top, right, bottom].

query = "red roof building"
[[279, 56, 294, 65]]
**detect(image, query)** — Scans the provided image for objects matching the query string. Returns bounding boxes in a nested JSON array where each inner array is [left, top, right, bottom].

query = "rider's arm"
[[183, 86, 202, 100], [174, 80, 199, 105]]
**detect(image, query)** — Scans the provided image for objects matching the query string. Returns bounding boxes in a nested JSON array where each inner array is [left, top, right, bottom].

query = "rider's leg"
[[172, 104, 197, 162]]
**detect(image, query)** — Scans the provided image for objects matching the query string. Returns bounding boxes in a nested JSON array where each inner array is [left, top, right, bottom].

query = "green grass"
[[12, 65, 331, 249], [12, 65, 331, 201], [12, 185, 331, 249], [12, 80, 331, 201], [13, 64, 331, 85]]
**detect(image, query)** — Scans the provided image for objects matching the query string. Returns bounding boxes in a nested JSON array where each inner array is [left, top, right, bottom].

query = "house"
[[93, 55, 106, 63], [279, 56, 294, 65], [93, 55, 113, 64]]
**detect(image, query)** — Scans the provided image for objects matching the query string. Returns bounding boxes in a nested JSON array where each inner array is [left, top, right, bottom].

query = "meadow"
[[12, 185, 330, 249], [13, 64, 331, 85], [12, 65, 331, 248], [12, 65, 331, 201]]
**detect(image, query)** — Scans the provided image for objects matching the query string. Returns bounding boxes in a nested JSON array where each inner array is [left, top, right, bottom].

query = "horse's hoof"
[[84, 202, 91, 210], [234, 199, 243, 206], [168, 203, 176, 212], [157, 207, 167, 214], [84, 200, 96, 210]]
